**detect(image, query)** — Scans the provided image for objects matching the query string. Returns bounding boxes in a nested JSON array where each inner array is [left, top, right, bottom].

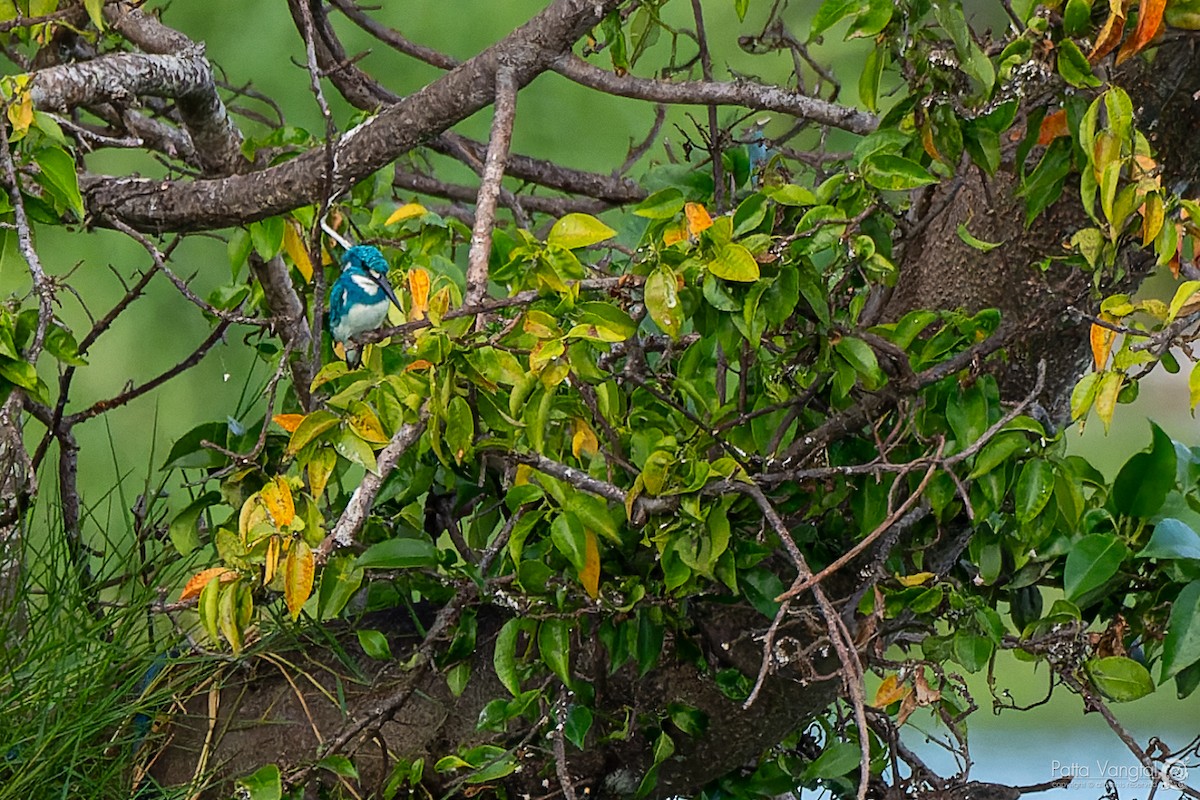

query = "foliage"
[[3, 0, 1200, 798]]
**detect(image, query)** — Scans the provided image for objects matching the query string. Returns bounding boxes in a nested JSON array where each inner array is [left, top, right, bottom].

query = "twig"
[[552, 695, 579, 800], [466, 66, 519, 306], [688, 0, 724, 210]]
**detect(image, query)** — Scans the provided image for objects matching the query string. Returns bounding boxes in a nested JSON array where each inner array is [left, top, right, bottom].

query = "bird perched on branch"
[[328, 244, 401, 368]]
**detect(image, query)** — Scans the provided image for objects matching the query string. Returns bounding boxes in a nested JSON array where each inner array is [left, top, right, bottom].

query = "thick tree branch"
[[85, 0, 626, 232]]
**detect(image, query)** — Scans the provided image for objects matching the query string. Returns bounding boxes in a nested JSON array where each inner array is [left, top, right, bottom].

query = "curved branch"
[[84, 0, 626, 232], [552, 54, 879, 135], [30, 51, 246, 176]]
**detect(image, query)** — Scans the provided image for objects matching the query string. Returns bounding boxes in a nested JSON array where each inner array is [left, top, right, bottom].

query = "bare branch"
[[466, 67, 519, 306], [85, 0, 626, 232], [319, 412, 430, 558], [327, 0, 461, 71], [552, 55, 879, 136]]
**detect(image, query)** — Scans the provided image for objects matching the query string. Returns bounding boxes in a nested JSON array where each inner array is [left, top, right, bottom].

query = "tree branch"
[[552, 54, 878, 135], [84, 0, 626, 232], [466, 67, 518, 306]]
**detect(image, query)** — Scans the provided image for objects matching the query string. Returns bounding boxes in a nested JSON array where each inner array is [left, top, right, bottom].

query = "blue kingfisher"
[[328, 244, 401, 367]]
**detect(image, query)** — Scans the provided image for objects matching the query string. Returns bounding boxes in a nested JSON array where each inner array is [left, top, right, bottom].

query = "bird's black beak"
[[370, 272, 402, 311]]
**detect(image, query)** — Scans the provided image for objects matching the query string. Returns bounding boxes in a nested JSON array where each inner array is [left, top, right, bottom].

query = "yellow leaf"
[[218, 579, 244, 654], [580, 529, 600, 599], [239, 495, 268, 541], [408, 268, 429, 321], [284, 539, 315, 620], [259, 476, 295, 529], [386, 202, 428, 225], [179, 567, 236, 602], [1141, 192, 1164, 246], [895, 572, 935, 587], [348, 401, 389, 443], [1090, 322, 1117, 370], [283, 219, 314, 282], [572, 419, 600, 459], [273, 413, 305, 433], [684, 202, 713, 235], [514, 464, 533, 486], [6, 90, 32, 137], [1095, 371, 1124, 433], [873, 674, 912, 707], [429, 286, 450, 322], [263, 535, 281, 587], [306, 446, 336, 499]]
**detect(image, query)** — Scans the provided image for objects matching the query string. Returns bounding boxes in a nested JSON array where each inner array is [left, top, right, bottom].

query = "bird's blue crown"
[[341, 244, 390, 275]]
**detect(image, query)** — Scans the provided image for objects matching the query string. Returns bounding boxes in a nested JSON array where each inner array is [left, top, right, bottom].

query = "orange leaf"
[[1037, 110, 1070, 146], [1088, 0, 1130, 63], [179, 567, 235, 602], [404, 359, 434, 372], [684, 202, 713, 236], [408, 268, 429, 321], [273, 413, 305, 433], [873, 674, 912, 707], [663, 221, 687, 246], [1116, 0, 1166, 64], [920, 121, 942, 162], [1090, 322, 1118, 370], [260, 476, 295, 529], [284, 539, 315, 620], [580, 529, 600, 599]]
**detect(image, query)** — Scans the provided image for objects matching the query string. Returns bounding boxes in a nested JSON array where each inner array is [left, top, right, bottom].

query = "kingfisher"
[[328, 244, 401, 367]]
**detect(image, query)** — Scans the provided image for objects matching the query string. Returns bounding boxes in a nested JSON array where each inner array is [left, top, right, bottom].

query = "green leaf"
[[334, 430, 379, 474], [539, 618, 572, 686], [1162, 580, 1200, 681], [444, 396, 474, 464], [633, 188, 685, 219], [968, 432, 1027, 479], [316, 755, 359, 780], [708, 242, 760, 282], [237, 764, 281, 800], [34, 146, 84, 220], [803, 741, 861, 781], [809, 0, 866, 38], [1138, 519, 1200, 560], [547, 213, 616, 249], [955, 222, 1002, 252], [564, 705, 593, 749], [250, 216, 285, 260], [317, 555, 364, 620], [1086, 656, 1154, 702], [168, 491, 221, 556], [952, 630, 993, 672], [833, 336, 884, 388], [493, 618, 523, 696], [1112, 423, 1176, 519], [644, 267, 683, 339], [355, 537, 437, 569], [848, 0, 892, 37], [357, 629, 392, 660], [1168, 280, 1200, 321], [1014, 459, 1054, 524], [550, 513, 587, 572], [286, 410, 340, 456], [1017, 138, 1072, 226], [859, 153, 937, 191], [1056, 39, 1101, 88], [859, 45, 885, 113], [162, 421, 229, 470], [1064, 534, 1129, 602]]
